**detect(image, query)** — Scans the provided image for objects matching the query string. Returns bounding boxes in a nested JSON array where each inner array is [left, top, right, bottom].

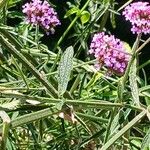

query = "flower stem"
[[35, 24, 39, 49], [100, 110, 147, 150], [53, 0, 91, 52], [121, 34, 141, 89], [136, 36, 150, 53], [0, 91, 143, 111], [0, 111, 10, 150], [0, 34, 58, 98]]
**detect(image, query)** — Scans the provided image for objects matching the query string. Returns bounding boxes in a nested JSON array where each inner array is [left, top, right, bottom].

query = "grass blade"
[[100, 110, 146, 150]]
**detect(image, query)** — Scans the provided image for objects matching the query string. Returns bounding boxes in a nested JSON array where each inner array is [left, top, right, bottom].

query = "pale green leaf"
[[129, 59, 140, 106], [100, 110, 146, 150], [141, 128, 150, 150], [109, 112, 120, 137], [0, 0, 8, 10], [80, 11, 90, 24], [64, 7, 79, 18], [58, 46, 74, 96], [123, 41, 132, 54]]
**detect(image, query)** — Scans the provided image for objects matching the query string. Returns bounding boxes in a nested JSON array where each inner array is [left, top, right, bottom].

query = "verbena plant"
[[0, 0, 150, 150]]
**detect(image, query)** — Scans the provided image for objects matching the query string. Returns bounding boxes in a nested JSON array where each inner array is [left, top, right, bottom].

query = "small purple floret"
[[89, 32, 130, 75], [122, 2, 150, 34], [22, 0, 61, 34]]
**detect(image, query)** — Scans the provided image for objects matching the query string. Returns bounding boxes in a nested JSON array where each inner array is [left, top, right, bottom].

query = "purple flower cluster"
[[89, 32, 130, 75], [122, 2, 150, 34], [22, 0, 61, 34]]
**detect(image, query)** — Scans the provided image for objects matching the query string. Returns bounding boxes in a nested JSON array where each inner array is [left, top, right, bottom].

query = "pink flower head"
[[89, 32, 130, 75], [22, 0, 61, 34], [122, 2, 150, 34]]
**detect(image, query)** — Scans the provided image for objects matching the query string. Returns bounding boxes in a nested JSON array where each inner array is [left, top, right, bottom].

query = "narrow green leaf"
[[8, 0, 22, 8], [80, 11, 90, 24], [0, 33, 58, 98], [117, 78, 124, 102], [0, 111, 10, 150], [85, 72, 103, 89], [109, 112, 120, 137], [110, 3, 116, 29], [117, 0, 134, 11], [129, 59, 140, 106], [0, 27, 23, 49], [139, 85, 150, 92], [141, 128, 150, 150], [0, 0, 8, 10], [74, 114, 92, 135], [100, 110, 146, 150], [0, 100, 20, 111], [12, 56, 29, 89], [147, 105, 150, 120], [58, 46, 74, 96], [64, 7, 79, 18], [0, 108, 57, 133], [110, 12, 116, 29]]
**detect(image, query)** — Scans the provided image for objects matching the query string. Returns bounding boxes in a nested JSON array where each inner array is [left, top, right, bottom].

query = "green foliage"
[[58, 46, 74, 96], [80, 11, 90, 24], [0, 0, 149, 150], [141, 128, 150, 150]]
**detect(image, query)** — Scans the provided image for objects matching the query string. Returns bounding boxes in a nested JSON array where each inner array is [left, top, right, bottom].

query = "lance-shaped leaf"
[[141, 128, 150, 150], [80, 10, 90, 24], [58, 46, 74, 96], [129, 59, 140, 106], [0, 111, 10, 150]]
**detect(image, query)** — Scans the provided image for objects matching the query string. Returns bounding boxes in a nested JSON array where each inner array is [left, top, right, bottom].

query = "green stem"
[[138, 60, 150, 71], [0, 91, 143, 111], [0, 34, 58, 98], [35, 24, 39, 49], [0, 59, 95, 87], [0, 111, 10, 150], [70, 74, 81, 94], [117, 0, 134, 11], [99, 4, 109, 31], [100, 110, 146, 150], [2, 0, 8, 24], [50, 46, 61, 72], [76, 112, 108, 123], [103, 109, 115, 143], [0, 71, 57, 86], [136, 36, 150, 53], [122, 34, 141, 86], [12, 56, 29, 89], [53, 0, 91, 52], [0, 108, 59, 134], [0, 87, 45, 91]]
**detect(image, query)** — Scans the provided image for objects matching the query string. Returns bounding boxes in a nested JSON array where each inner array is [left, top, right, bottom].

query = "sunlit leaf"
[[80, 11, 90, 24], [129, 59, 140, 106], [0, 0, 8, 10], [64, 7, 79, 18], [58, 46, 74, 96], [141, 128, 150, 150]]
